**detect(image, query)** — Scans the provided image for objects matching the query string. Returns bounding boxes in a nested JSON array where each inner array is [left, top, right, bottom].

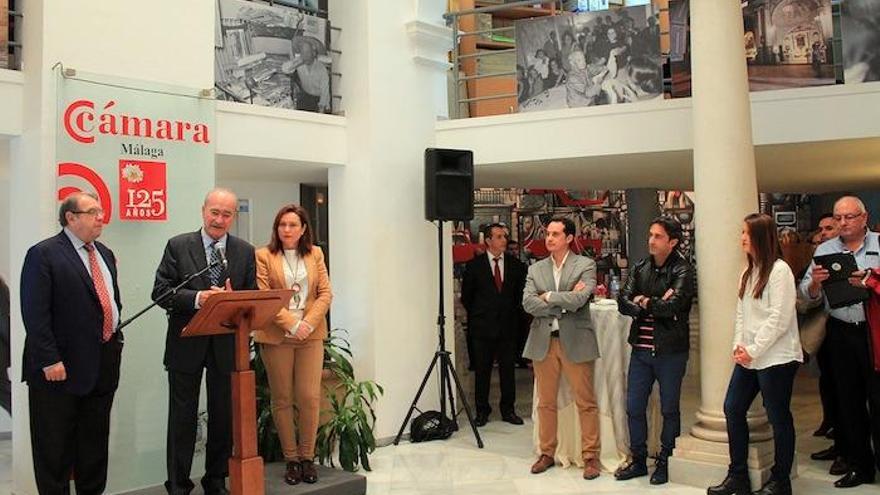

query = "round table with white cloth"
[[531, 299, 662, 471]]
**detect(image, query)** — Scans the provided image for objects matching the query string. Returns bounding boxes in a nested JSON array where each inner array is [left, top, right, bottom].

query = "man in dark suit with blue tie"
[[461, 223, 527, 427], [152, 188, 256, 495], [21, 191, 124, 494]]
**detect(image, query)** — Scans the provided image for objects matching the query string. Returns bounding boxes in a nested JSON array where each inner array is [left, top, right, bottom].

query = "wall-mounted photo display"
[[841, 0, 880, 84], [214, 0, 332, 113], [515, 5, 663, 113], [742, 0, 835, 91], [668, 0, 690, 98]]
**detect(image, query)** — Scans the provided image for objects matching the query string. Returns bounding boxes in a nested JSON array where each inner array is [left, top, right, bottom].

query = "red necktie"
[[85, 244, 114, 342], [493, 257, 503, 292]]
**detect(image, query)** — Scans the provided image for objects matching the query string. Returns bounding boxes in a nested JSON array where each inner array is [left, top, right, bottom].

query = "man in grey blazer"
[[523, 217, 601, 480]]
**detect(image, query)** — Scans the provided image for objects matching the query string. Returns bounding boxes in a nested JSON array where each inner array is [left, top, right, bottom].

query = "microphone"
[[217, 245, 229, 268]]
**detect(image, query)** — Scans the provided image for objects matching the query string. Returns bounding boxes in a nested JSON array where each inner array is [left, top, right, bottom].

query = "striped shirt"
[[635, 314, 655, 351]]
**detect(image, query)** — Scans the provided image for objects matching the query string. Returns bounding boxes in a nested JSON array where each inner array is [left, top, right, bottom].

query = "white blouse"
[[282, 249, 309, 311], [733, 259, 804, 370]]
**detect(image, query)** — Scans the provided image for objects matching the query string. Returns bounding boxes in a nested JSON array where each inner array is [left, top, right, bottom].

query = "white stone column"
[[668, 0, 772, 490], [328, 0, 456, 441]]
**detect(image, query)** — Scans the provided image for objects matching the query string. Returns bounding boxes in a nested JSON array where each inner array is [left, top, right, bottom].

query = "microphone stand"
[[116, 259, 222, 331]]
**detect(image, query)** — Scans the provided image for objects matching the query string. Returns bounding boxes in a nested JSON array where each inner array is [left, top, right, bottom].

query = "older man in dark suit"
[[21, 192, 124, 494], [152, 188, 256, 495], [461, 223, 527, 427]]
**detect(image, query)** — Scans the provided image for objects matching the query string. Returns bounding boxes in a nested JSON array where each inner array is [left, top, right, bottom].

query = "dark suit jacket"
[[461, 252, 527, 340], [20, 232, 123, 396], [152, 230, 256, 374]]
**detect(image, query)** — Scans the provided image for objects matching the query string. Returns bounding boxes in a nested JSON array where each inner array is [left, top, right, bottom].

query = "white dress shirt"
[[63, 227, 119, 331], [734, 259, 804, 370], [282, 249, 309, 311], [486, 251, 504, 283], [550, 250, 570, 331], [194, 228, 228, 309]]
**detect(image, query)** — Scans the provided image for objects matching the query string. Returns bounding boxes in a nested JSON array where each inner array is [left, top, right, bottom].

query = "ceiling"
[[473, 137, 880, 193]]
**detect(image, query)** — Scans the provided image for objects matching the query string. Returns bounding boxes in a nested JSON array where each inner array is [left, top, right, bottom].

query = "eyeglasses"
[[833, 213, 864, 222], [72, 208, 104, 217]]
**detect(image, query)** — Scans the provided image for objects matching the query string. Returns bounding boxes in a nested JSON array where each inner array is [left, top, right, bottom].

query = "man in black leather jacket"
[[614, 216, 695, 485]]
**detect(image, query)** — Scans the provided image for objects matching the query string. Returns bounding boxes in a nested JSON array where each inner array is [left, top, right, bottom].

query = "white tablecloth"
[[531, 299, 661, 471]]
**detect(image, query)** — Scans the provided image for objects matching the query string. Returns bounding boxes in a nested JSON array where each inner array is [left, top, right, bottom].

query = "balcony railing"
[[3, 0, 21, 71], [445, 0, 852, 120]]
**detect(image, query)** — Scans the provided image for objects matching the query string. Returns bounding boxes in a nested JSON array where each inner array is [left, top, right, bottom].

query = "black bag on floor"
[[410, 410, 456, 442]]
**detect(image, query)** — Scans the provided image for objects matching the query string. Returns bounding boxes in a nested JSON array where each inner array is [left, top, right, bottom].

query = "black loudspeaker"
[[424, 148, 474, 221]]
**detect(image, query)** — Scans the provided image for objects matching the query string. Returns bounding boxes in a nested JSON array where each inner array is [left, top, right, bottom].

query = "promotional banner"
[[57, 74, 214, 224], [55, 70, 216, 489]]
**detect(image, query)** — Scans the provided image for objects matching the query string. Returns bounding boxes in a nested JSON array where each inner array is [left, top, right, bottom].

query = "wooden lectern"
[[182, 289, 293, 495]]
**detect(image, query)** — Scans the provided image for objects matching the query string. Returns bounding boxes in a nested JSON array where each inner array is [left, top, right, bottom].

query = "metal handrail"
[[458, 26, 515, 38], [458, 70, 516, 82], [446, 2, 558, 118], [444, 0, 551, 19], [6, 1, 22, 70], [457, 48, 516, 60]]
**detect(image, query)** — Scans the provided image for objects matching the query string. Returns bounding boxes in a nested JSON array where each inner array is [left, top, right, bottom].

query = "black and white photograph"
[[214, 0, 332, 113], [515, 5, 662, 113], [742, 0, 835, 91], [669, 0, 691, 98], [841, 0, 880, 84]]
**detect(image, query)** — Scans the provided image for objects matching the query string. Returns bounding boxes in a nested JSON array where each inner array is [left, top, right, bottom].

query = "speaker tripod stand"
[[393, 220, 483, 448]]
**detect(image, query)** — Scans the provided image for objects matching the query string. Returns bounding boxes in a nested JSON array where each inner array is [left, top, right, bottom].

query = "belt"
[[550, 330, 560, 338]]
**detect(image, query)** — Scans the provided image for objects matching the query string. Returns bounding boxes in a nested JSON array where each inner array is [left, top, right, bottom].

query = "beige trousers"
[[260, 338, 324, 461], [533, 338, 600, 460]]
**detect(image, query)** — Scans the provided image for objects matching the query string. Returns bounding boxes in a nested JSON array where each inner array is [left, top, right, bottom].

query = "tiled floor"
[[0, 438, 10, 494], [0, 374, 877, 495], [360, 368, 878, 495]]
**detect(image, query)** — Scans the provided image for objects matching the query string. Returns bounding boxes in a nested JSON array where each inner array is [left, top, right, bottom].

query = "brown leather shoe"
[[583, 458, 601, 480], [284, 461, 302, 485], [530, 454, 555, 474], [301, 459, 318, 484]]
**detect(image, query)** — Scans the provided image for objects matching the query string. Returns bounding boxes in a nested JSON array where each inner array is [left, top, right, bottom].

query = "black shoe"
[[614, 459, 647, 481], [475, 413, 488, 427], [706, 474, 750, 495], [300, 459, 318, 484], [811, 446, 838, 461], [501, 413, 524, 425], [813, 423, 832, 437], [650, 459, 668, 485], [200, 478, 229, 495], [753, 479, 791, 495], [284, 461, 302, 485], [825, 428, 835, 439], [834, 470, 874, 488], [830, 457, 849, 476]]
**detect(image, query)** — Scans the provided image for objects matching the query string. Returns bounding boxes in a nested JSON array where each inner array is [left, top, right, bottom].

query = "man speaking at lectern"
[[152, 188, 256, 495]]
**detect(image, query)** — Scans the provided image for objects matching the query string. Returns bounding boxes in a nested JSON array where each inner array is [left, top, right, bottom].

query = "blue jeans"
[[723, 361, 799, 482], [626, 349, 688, 461]]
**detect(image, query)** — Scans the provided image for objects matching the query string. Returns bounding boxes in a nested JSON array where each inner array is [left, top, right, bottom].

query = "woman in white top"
[[708, 213, 803, 495]]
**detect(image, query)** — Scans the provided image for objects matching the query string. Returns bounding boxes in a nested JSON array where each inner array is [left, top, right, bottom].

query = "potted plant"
[[315, 328, 384, 472]]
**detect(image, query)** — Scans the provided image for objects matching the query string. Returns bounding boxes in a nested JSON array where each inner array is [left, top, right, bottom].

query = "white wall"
[[0, 138, 11, 435], [215, 178, 301, 248]]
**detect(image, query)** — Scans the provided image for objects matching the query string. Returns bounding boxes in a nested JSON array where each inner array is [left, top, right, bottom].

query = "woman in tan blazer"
[[253, 204, 331, 485]]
